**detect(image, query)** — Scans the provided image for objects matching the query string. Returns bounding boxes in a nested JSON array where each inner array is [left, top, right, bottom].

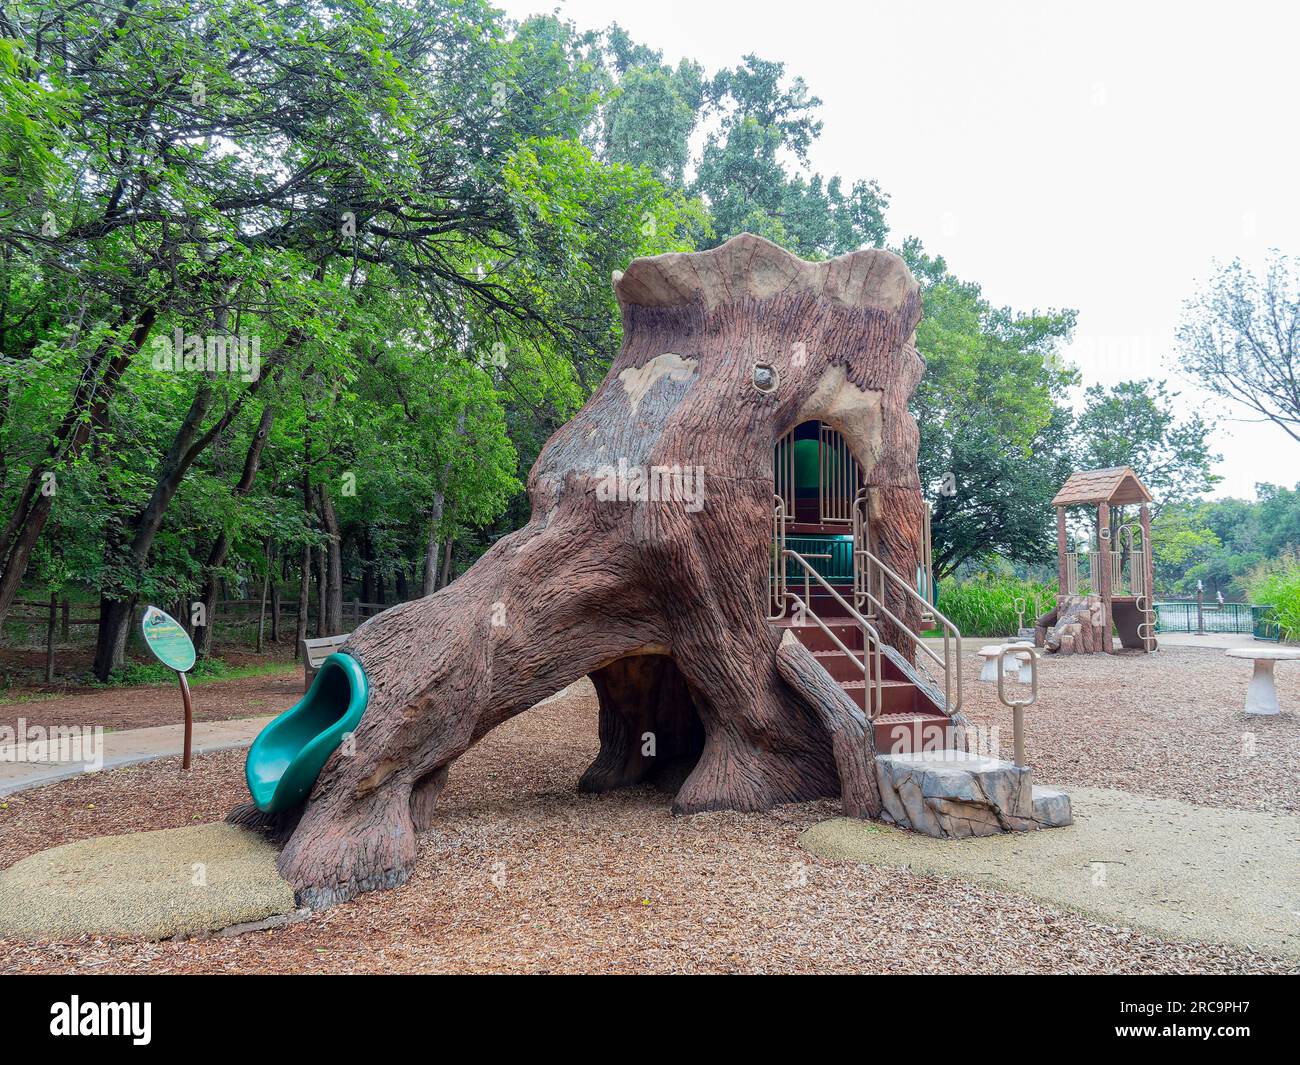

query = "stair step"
[[775, 615, 946, 716], [872, 712, 956, 756], [841, 678, 924, 714], [811, 648, 873, 681], [775, 617, 865, 652]]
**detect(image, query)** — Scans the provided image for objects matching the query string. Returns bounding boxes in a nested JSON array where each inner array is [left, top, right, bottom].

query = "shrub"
[[936, 575, 1057, 638], [102, 656, 233, 687], [1247, 552, 1300, 642]]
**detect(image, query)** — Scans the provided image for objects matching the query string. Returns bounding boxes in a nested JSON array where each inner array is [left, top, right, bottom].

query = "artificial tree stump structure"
[[234, 234, 935, 907]]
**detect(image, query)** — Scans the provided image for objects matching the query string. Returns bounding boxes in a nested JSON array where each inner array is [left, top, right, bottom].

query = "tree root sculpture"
[[237, 234, 930, 908]]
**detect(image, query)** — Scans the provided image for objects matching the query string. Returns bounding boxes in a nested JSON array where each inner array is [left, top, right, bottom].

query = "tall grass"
[[936, 576, 1058, 638], [1247, 551, 1300, 642]]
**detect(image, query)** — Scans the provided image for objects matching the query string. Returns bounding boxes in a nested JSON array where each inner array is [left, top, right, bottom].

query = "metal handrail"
[[856, 545, 964, 716], [852, 491, 963, 715], [783, 548, 885, 720], [767, 495, 787, 620], [918, 500, 936, 617], [854, 488, 937, 624]]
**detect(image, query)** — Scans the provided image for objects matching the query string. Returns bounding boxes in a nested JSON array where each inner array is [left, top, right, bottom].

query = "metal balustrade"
[[853, 490, 963, 716]]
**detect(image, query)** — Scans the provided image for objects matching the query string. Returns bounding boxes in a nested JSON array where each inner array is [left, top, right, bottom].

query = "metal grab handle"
[[996, 642, 1039, 767], [1135, 594, 1158, 652]]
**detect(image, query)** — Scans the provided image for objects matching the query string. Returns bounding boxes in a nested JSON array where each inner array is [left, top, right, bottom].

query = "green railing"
[[1153, 601, 1255, 635], [785, 535, 854, 582]]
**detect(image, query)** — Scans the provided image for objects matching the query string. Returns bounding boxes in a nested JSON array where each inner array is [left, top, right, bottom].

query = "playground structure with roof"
[[1036, 466, 1157, 654]]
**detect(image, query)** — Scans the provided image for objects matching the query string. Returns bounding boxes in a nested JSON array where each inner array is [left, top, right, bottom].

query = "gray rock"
[[875, 750, 1072, 838], [1028, 785, 1074, 828]]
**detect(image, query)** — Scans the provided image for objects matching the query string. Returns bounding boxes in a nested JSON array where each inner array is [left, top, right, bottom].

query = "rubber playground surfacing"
[[0, 643, 1297, 973]]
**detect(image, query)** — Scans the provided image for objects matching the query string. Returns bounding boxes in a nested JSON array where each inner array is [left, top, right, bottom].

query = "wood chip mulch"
[[1, 646, 1296, 974], [956, 643, 1300, 812]]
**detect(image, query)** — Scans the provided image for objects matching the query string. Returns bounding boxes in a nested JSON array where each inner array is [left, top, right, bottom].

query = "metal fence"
[[1153, 600, 1256, 635]]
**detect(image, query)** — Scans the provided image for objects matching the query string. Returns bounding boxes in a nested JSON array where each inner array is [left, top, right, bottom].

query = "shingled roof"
[[1051, 466, 1153, 507]]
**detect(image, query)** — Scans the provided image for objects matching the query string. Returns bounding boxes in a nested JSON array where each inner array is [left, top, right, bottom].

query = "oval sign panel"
[[141, 605, 196, 673]]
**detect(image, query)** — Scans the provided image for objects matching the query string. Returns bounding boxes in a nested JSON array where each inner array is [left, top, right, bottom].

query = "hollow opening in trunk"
[[580, 654, 705, 796]]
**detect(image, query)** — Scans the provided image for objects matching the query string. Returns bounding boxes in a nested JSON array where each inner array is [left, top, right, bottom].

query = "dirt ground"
[[0, 658, 301, 734], [954, 643, 1300, 812], [1, 643, 1297, 974]]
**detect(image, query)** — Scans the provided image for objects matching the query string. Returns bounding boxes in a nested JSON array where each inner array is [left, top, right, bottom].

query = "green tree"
[[692, 55, 887, 257], [1072, 379, 1220, 510], [904, 242, 1078, 577]]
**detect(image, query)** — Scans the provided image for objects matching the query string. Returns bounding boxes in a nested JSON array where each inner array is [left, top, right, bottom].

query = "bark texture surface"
[[249, 234, 930, 907], [1036, 595, 1108, 654]]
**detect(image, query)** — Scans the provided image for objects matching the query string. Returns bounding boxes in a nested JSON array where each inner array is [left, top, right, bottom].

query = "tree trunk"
[[419, 413, 460, 596], [91, 294, 263, 679], [421, 504, 443, 596], [247, 236, 927, 908], [90, 289, 300, 679], [196, 406, 274, 659], [256, 539, 271, 653], [359, 532, 374, 605], [270, 566, 281, 644], [315, 544, 327, 637], [437, 532, 455, 589], [318, 482, 343, 635], [0, 308, 157, 628], [294, 542, 310, 659]]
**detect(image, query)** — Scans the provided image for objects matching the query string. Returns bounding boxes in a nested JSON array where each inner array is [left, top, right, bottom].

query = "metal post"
[[1097, 502, 1113, 652], [178, 671, 193, 770], [1056, 506, 1068, 592], [1196, 580, 1206, 635], [997, 643, 1039, 767]]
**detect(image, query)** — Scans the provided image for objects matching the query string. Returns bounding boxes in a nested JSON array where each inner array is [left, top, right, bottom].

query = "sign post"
[[140, 606, 198, 770]]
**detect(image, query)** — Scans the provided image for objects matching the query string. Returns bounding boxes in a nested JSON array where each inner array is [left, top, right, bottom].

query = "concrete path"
[[0, 716, 273, 796], [802, 786, 1300, 960]]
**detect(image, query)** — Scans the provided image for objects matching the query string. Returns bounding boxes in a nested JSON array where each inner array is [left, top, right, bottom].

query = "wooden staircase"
[[774, 593, 953, 754], [770, 484, 962, 756]]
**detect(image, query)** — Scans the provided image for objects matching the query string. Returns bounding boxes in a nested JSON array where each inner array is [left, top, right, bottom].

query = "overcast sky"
[[495, 0, 1300, 499]]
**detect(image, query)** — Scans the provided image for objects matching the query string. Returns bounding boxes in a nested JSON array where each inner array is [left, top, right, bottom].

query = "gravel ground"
[[1, 644, 1297, 973], [955, 643, 1300, 812], [0, 665, 301, 735]]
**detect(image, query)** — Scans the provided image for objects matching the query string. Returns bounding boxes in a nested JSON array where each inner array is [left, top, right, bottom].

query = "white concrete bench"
[[977, 646, 1004, 682], [978, 643, 1030, 682], [1225, 646, 1300, 716], [302, 633, 350, 690]]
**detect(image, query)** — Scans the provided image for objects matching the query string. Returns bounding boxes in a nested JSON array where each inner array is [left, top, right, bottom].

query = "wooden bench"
[[302, 633, 351, 690]]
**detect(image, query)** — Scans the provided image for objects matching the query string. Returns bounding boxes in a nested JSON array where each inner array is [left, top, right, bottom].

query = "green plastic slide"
[[245, 651, 370, 813]]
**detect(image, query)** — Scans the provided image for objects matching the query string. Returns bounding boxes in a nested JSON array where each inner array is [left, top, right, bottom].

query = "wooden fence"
[[4, 596, 401, 681]]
